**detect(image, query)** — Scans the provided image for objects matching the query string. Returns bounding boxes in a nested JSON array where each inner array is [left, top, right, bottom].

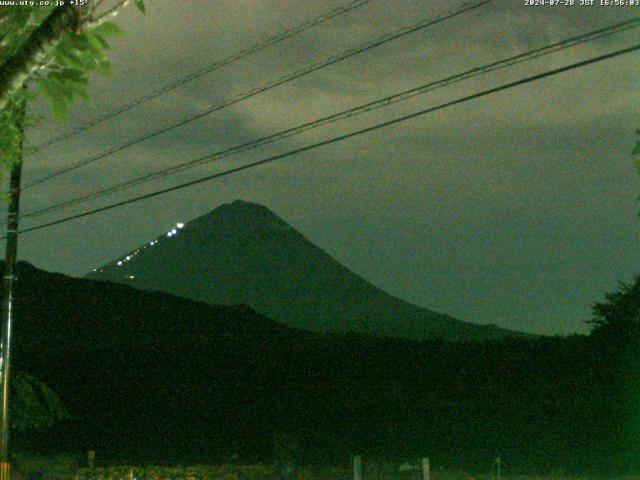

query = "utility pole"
[[0, 94, 25, 480]]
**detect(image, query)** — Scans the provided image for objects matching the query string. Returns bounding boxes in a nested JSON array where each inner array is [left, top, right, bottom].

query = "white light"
[[167, 232, 173, 237], [117, 261, 123, 266], [149, 242, 154, 246], [126, 255, 132, 260], [176, 223, 184, 229], [128, 275, 135, 280], [171, 228, 177, 234]]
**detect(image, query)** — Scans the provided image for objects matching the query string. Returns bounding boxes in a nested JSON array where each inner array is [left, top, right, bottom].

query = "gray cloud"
[[9, 0, 640, 335]]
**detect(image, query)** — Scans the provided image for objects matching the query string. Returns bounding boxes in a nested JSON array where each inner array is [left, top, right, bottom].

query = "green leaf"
[[34, 77, 54, 100], [135, 0, 146, 13], [91, 21, 125, 38], [67, 32, 90, 50], [54, 43, 86, 70], [47, 79, 74, 104], [49, 96, 70, 120], [65, 79, 90, 101], [46, 69, 89, 101], [86, 31, 110, 51], [59, 68, 86, 83], [34, 78, 71, 120], [88, 49, 111, 75]]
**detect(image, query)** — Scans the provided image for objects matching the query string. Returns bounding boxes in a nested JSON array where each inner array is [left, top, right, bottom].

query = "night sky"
[[6, 0, 639, 335]]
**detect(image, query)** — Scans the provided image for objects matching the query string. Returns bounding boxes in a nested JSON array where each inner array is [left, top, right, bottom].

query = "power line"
[[30, 0, 376, 153], [20, 16, 640, 220], [22, 0, 494, 190], [13, 42, 640, 237], [24, 0, 491, 188]]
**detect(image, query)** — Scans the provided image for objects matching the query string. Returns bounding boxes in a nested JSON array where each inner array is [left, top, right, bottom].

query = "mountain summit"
[[87, 200, 517, 340]]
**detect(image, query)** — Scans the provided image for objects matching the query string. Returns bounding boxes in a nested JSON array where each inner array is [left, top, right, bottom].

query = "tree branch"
[[0, 6, 80, 112], [84, 0, 131, 29], [0, 0, 136, 113]]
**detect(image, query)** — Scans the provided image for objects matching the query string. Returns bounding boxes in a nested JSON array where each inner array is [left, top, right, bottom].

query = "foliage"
[[32, 21, 125, 119], [7, 261, 640, 475], [272, 432, 303, 470], [0, 92, 27, 171], [68, 464, 596, 480], [0, 0, 150, 436], [10, 371, 70, 431], [0, 1, 152, 173], [589, 275, 640, 337], [0, 7, 57, 63], [74, 465, 277, 480], [12, 452, 81, 480]]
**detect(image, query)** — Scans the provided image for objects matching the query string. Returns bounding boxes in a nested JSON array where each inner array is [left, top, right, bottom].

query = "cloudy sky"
[[7, 0, 639, 335]]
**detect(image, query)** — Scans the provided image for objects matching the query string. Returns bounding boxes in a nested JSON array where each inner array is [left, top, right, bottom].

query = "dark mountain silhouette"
[[8, 261, 298, 352], [86, 200, 518, 341], [1, 262, 636, 474], [4, 261, 314, 462]]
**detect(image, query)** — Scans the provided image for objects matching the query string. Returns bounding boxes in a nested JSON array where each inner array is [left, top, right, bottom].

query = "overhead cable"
[[22, 0, 494, 190], [21, 16, 640, 219], [30, 0, 376, 152], [13, 42, 640, 237]]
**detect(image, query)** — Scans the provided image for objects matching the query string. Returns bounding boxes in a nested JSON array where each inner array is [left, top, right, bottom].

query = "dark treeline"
[[4, 262, 639, 475]]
